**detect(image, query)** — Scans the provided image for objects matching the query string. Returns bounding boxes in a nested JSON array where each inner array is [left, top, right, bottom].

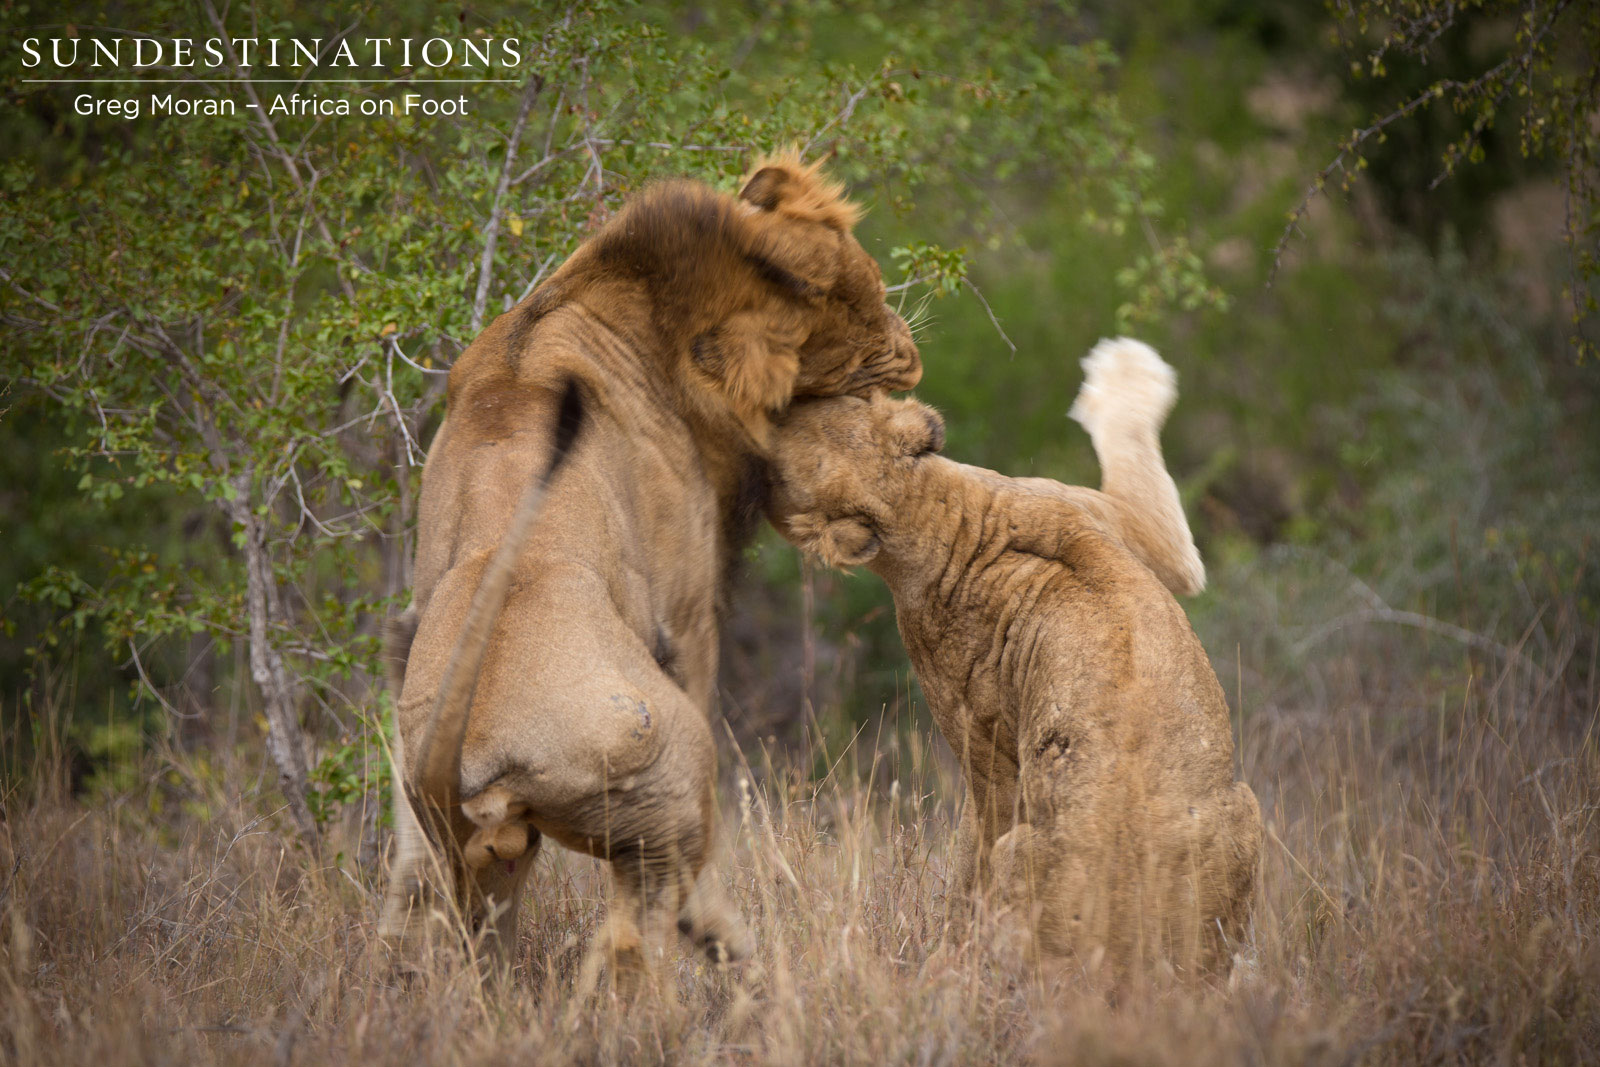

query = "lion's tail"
[[409, 377, 586, 822], [1068, 338, 1205, 596]]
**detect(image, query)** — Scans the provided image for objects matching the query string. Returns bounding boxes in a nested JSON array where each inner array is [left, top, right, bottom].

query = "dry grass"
[[3, 630, 1597, 1066]]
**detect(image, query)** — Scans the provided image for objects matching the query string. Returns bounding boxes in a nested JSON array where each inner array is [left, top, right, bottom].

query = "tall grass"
[[2, 597, 1595, 1065]]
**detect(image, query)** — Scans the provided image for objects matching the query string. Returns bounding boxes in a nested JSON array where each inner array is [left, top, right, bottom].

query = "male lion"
[[382, 152, 920, 978], [766, 339, 1261, 973]]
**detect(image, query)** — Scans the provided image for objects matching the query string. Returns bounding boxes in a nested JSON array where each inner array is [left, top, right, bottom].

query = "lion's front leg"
[[991, 822, 1079, 956]]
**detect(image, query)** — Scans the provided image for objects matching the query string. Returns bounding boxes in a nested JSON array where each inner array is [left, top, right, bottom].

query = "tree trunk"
[[360, 432, 414, 873], [229, 474, 319, 844]]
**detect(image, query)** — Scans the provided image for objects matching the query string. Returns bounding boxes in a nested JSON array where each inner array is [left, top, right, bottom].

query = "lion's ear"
[[738, 151, 862, 230], [883, 401, 945, 457], [785, 512, 880, 568], [738, 166, 790, 212], [691, 309, 803, 444], [736, 153, 858, 299], [739, 151, 864, 300]]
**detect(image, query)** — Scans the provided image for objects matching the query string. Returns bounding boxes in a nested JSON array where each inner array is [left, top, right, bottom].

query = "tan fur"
[[765, 341, 1260, 974], [380, 154, 920, 978]]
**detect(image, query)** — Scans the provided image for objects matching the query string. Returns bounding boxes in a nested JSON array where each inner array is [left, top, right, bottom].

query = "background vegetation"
[[2, 0, 1597, 1063]]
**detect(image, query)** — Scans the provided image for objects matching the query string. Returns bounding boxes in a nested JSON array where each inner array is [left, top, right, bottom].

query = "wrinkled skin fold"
[[767, 339, 1262, 974], [380, 152, 921, 980]]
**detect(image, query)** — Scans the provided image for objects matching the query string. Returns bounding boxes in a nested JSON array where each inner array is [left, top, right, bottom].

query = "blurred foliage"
[[1, 0, 1211, 833], [1297, 0, 1600, 358], [1, 0, 1595, 834]]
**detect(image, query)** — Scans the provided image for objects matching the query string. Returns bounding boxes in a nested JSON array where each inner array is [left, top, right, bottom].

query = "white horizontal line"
[[23, 78, 521, 84]]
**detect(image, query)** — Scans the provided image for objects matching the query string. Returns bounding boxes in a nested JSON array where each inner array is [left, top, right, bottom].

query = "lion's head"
[[486, 150, 922, 451], [765, 392, 946, 568], [725, 152, 922, 403]]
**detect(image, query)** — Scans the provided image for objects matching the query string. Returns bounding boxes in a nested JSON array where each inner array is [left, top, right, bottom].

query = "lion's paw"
[[677, 892, 753, 964]]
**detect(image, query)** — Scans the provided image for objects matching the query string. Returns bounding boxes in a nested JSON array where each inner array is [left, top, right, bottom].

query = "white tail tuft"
[[1069, 337, 1178, 442]]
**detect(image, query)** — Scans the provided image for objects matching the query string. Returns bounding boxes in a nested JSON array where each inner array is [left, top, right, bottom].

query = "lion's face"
[[729, 154, 920, 404], [766, 393, 945, 568], [785, 229, 919, 401], [670, 156, 920, 448]]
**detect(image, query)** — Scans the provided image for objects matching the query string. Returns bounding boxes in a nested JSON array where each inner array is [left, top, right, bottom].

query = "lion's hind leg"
[[677, 864, 752, 964], [570, 719, 750, 996], [1153, 781, 1262, 974], [378, 611, 443, 951], [1195, 782, 1262, 964], [377, 833, 431, 944], [569, 851, 652, 1001], [578, 843, 733, 1000]]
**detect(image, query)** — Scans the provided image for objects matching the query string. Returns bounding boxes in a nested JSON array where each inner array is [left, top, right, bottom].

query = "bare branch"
[[963, 278, 1016, 356], [1274, 0, 1575, 284], [200, 0, 360, 304], [802, 75, 881, 158], [472, 74, 546, 334]]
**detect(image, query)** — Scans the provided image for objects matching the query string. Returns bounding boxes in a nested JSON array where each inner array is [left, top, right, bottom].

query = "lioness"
[[382, 153, 921, 977], [766, 339, 1261, 972]]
